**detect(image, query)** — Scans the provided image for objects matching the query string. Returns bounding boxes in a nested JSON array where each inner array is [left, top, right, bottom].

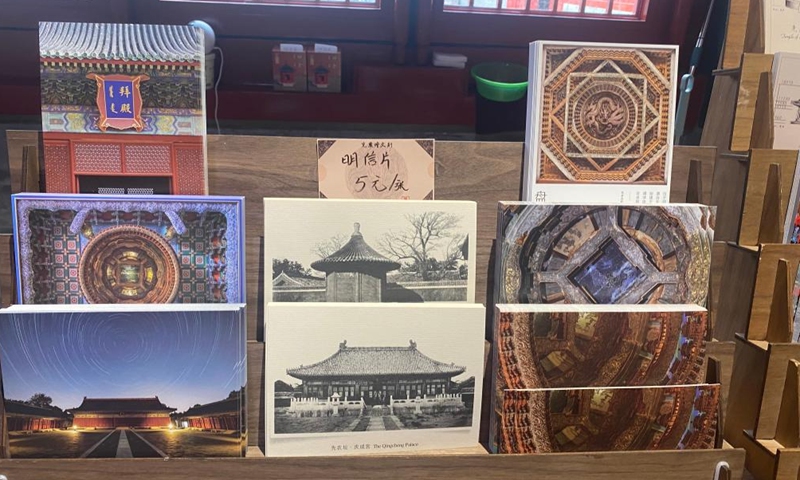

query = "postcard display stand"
[[0, 40, 741, 480], [700, 0, 800, 477], [0, 39, 742, 480], [0, 139, 745, 479]]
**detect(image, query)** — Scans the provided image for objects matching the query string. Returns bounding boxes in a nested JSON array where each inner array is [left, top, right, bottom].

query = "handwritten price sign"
[[317, 139, 435, 200]]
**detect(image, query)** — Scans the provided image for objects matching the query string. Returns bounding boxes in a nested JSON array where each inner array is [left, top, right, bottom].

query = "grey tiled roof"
[[39, 22, 203, 63], [5, 401, 68, 419], [181, 397, 239, 418], [287, 341, 465, 379], [71, 396, 176, 413], [311, 223, 401, 273], [272, 272, 326, 288]]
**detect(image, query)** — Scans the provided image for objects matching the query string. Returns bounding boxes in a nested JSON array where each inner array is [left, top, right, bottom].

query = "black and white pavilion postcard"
[[0, 303, 246, 458], [265, 303, 485, 456], [264, 198, 477, 305]]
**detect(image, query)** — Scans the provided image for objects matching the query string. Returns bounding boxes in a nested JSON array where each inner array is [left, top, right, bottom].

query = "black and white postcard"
[[265, 303, 485, 456], [264, 198, 477, 305]]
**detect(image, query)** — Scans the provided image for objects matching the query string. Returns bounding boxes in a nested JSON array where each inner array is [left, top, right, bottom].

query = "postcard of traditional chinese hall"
[[0, 304, 246, 459], [38, 22, 207, 195], [265, 303, 485, 456], [265, 198, 476, 305]]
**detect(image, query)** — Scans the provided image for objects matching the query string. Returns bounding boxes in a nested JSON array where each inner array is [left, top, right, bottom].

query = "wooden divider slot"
[[765, 258, 793, 344], [751, 71, 775, 150], [758, 164, 783, 244], [688, 158, 703, 204], [774, 360, 800, 448]]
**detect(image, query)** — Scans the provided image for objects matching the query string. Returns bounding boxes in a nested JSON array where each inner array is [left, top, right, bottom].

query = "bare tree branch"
[[312, 233, 348, 259], [379, 212, 461, 281]]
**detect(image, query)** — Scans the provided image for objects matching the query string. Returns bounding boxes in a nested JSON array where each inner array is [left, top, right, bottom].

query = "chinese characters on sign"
[[87, 73, 149, 132], [329, 442, 420, 453], [342, 146, 409, 195], [317, 139, 435, 200]]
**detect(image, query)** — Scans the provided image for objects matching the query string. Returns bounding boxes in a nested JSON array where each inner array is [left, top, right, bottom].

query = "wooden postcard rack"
[[728, 284, 800, 479], [0, 132, 744, 479], [704, 4, 800, 475]]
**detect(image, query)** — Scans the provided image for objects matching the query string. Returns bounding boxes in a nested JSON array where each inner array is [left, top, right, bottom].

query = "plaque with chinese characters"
[[87, 74, 147, 131], [522, 41, 678, 204], [317, 139, 434, 200]]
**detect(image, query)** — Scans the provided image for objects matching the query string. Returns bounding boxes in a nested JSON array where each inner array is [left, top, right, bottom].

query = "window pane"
[[585, 0, 610, 14], [557, 1, 581, 12], [443, 0, 642, 18], [611, 0, 637, 15], [531, 0, 553, 10], [501, 0, 525, 10], [161, 0, 378, 7]]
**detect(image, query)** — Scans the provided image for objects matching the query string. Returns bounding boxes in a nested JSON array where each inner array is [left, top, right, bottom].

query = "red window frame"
[[443, 0, 647, 20]]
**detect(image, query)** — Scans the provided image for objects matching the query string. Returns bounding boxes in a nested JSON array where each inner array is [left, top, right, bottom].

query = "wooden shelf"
[[0, 448, 745, 479]]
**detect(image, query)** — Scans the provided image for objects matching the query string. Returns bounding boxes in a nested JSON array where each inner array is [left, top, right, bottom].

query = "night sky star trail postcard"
[[0, 304, 246, 458], [265, 303, 485, 456]]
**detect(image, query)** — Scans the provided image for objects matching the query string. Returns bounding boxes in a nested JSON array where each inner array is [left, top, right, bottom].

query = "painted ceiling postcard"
[[0, 304, 246, 458], [523, 41, 677, 204], [494, 304, 708, 391], [495, 203, 715, 306], [764, 0, 800, 55], [264, 198, 476, 304], [39, 22, 207, 195], [265, 303, 485, 456], [496, 384, 719, 454], [317, 139, 435, 200], [12, 193, 245, 305]]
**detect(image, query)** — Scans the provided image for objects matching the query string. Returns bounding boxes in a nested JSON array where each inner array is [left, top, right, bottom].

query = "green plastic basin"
[[471, 63, 528, 102]]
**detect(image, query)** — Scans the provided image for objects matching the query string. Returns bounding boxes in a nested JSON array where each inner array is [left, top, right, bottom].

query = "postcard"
[[772, 54, 800, 151], [265, 303, 485, 456], [318, 139, 434, 200], [523, 41, 677, 203], [39, 21, 207, 194], [264, 198, 476, 304], [0, 303, 246, 458], [495, 203, 715, 306], [496, 384, 719, 453], [764, 0, 800, 55], [13, 193, 245, 304], [494, 304, 708, 391]]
